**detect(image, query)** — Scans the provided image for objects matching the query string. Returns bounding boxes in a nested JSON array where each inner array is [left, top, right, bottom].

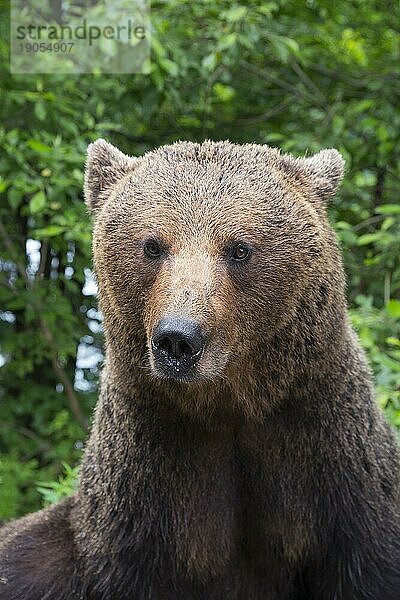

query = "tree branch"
[[238, 60, 320, 105]]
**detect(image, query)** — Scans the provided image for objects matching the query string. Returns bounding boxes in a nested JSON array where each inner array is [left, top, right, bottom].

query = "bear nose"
[[151, 317, 204, 373]]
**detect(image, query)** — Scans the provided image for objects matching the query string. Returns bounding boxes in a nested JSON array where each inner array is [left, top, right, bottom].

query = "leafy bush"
[[36, 463, 79, 506]]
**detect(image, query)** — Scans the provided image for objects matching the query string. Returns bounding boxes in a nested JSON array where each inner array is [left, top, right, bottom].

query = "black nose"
[[151, 317, 205, 376]]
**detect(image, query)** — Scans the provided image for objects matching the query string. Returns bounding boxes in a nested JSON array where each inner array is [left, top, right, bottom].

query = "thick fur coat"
[[1, 140, 399, 599]]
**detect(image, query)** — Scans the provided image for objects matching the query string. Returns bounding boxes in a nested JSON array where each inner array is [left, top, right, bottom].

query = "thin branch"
[[290, 59, 327, 105], [373, 167, 386, 208], [386, 168, 400, 183], [18, 426, 52, 453], [40, 318, 88, 431], [352, 215, 386, 231], [237, 100, 292, 124], [239, 60, 319, 105], [0, 423, 48, 448], [37, 239, 49, 279]]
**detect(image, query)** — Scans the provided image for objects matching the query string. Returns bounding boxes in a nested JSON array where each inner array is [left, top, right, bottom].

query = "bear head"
[[85, 139, 344, 415]]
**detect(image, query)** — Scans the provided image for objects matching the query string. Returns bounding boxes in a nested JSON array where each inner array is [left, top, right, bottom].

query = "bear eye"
[[144, 239, 162, 259], [229, 242, 251, 263]]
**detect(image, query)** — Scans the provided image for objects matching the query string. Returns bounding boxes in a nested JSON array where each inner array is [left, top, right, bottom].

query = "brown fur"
[[1, 139, 399, 600]]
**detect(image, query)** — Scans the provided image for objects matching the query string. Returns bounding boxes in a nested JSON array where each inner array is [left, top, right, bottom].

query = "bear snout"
[[151, 316, 205, 380]]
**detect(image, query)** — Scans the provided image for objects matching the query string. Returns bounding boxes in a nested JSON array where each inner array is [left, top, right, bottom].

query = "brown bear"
[[1, 139, 399, 600]]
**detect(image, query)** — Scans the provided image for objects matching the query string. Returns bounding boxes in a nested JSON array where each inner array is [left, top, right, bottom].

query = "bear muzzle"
[[151, 316, 205, 380]]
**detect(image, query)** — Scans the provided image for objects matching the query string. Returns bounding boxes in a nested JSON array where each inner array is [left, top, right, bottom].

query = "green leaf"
[[8, 188, 23, 209], [335, 221, 352, 230], [270, 35, 299, 63], [0, 176, 8, 193], [218, 33, 237, 51], [29, 191, 46, 214], [381, 217, 395, 231], [27, 139, 51, 153], [224, 6, 247, 22], [34, 103, 47, 122], [375, 204, 400, 215], [386, 300, 400, 319], [159, 58, 179, 77], [33, 225, 65, 238], [357, 233, 380, 245], [213, 83, 236, 102], [202, 52, 217, 71]]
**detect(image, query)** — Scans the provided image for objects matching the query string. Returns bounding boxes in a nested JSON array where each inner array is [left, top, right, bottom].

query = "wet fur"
[[1, 140, 399, 599]]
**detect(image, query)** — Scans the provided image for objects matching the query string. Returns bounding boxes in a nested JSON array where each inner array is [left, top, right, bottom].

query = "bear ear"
[[301, 149, 345, 203], [84, 139, 140, 214]]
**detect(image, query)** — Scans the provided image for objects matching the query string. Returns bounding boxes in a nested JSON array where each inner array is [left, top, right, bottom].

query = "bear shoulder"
[[0, 496, 80, 600]]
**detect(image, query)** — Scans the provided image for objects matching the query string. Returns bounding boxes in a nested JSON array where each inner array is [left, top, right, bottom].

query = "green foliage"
[[36, 463, 79, 506], [0, 0, 399, 517], [350, 297, 400, 430]]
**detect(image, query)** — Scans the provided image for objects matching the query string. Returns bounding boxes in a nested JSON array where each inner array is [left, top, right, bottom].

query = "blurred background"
[[0, 0, 399, 522]]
